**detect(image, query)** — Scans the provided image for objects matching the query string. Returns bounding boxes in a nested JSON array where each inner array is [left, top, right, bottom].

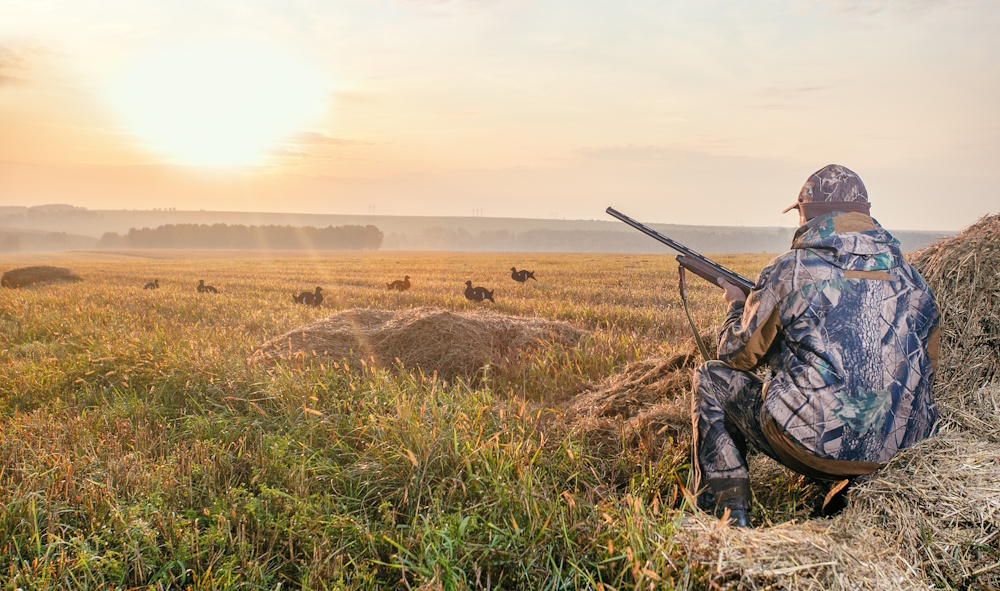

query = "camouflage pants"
[[692, 361, 783, 483]]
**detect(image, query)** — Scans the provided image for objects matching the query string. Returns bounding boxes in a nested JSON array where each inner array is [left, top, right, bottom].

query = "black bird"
[[464, 280, 495, 303], [143, 279, 160, 290], [387, 275, 411, 291], [197, 279, 218, 294], [293, 286, 324, 307], [510, 267, 536, 283]]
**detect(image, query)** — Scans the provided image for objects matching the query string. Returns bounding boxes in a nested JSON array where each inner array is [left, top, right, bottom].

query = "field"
[[0, 249, 928, 590]]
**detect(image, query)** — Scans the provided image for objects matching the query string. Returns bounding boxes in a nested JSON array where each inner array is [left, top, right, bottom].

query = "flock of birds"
[[139, 266, 538, 307]]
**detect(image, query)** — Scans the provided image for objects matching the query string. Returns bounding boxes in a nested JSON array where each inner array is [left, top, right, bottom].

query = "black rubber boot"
[[719, 507, 750, 527], [699, 478, 752, 528]]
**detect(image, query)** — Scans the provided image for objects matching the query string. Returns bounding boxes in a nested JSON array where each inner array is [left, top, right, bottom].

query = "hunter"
[[693, 164, 940, 527]]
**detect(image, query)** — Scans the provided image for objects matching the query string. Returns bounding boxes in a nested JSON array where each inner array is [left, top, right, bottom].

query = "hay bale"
[[674, 513, 925, 590], [557, 353, 699, 457], [837, 425, 1000, 589], [909, 213, 1000, 433], [249, 307, 584, 382], [1, 265, 81, 288]]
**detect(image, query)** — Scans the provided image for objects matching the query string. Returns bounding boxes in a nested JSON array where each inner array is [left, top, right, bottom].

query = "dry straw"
[[557, 348, 705, 460], [1, 265, 81, 288], [250, 306, 584, 382], [909, 213, 1000, 437]]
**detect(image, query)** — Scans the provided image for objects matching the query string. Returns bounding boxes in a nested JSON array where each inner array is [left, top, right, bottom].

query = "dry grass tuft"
[[557, 350, 700, 457], [554, 333, 715, 456], [1, 265, 81, 288], [249, 306, 584, 381], [674, 513, 925, 590], [909, 213, 1000, 434], [839, 423, 1000, 589]]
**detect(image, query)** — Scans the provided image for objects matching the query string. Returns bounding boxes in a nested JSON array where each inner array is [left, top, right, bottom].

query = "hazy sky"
[[1, 0, 997, 230]]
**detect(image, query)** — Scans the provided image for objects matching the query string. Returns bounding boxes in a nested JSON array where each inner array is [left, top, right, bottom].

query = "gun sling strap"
[[677, 264, 713, 362]]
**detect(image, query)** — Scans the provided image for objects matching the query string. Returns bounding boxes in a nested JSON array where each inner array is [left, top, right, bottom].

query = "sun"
[[105, 41, 328, 167]]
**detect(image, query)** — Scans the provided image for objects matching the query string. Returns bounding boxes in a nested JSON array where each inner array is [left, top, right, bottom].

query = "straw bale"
[[909, 213, 1000, 434], [249, 307, 583, 381], [674, 513, 925, 590], [1, 265, 81, 288], [671, 427, 1000, 589], [837, 426, 1000, 589], [556, 349, 703, 458]]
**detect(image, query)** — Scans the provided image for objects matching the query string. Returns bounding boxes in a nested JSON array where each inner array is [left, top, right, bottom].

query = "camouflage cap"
[[783, 164, 870, 219]]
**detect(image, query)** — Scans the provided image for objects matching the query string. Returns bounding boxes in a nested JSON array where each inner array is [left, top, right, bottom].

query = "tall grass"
[[0, 251, 772, 589]]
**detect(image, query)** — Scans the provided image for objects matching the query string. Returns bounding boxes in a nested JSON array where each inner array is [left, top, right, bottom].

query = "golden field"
[[0, 250, 780, 590]]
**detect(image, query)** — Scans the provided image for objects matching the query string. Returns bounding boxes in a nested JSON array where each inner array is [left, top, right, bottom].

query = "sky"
[[1, 0, 997, 231]]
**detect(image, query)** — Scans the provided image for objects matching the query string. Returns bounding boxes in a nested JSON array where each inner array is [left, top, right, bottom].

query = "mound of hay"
[[558, 351, 700, 458], [1, 265, 81, 288], [250, 307, 584, 381], [670, 426, 1000, 590], [841, 424, 1000, 589], [910, 213, 1000, 434], [674, 513, 924, 590]]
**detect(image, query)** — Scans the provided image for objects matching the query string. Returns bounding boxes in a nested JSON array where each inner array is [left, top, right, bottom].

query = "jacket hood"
[[791, 211, 902, 271]]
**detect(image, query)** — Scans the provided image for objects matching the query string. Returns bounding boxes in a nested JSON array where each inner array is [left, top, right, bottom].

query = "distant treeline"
[[97, 223, 384, 250], [384, 227, 795, 254], [382, 226, 950, 254], [0, 230, 95, 253]]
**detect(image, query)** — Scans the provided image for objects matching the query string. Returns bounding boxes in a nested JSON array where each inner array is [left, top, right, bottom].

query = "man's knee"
[[693, 360, 737, 399]]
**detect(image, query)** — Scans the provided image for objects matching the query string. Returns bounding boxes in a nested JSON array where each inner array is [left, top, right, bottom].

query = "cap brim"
[[781, 202, 800, 214]]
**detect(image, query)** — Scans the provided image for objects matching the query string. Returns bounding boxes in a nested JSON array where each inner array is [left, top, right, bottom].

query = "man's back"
[[718, 211, 940, 464]]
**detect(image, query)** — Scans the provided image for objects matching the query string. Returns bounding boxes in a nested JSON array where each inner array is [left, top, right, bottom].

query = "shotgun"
[[606, 207, 754, 296]]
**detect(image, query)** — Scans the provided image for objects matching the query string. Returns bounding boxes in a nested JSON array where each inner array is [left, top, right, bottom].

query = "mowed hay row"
[[674, 514, 925, 591], [675, 424, 1000, 590], [249, 306, 585, 382], [838, 424, 1000, 589], [556, 350, 702, 459], [1, 265, 81, 288], [909, 213, 1000, 434]]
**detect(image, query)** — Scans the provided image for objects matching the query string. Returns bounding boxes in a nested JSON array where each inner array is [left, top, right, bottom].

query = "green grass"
[[0, 251, 775, 590]]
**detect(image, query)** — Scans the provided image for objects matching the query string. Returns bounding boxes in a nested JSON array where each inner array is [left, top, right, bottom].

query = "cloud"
[[0, 46, 28, 85], [267, 146, 314, 159], [0, 44, 50, 86], [576, 144, 677, 161], [819, 0, 973, 17], [292, 132, 370, 147]]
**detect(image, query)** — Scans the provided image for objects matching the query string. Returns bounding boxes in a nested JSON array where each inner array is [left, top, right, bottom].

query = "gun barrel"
[[605, 207, 701, 260], [606, 206, 754, 294]]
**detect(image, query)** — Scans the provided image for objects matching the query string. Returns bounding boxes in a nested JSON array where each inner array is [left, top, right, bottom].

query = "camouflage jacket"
[[718, 211, 940, 463]]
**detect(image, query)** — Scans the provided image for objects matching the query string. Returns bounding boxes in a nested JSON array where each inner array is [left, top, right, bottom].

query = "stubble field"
[[0, 250, 779, 590]]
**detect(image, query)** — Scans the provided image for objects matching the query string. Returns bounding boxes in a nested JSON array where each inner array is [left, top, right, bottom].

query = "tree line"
[[97, 223, 384, 250], [382, 227, 793, 254]]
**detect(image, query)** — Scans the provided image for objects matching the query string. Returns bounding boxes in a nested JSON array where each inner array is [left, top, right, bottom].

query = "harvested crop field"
[[0, 227, 997, 589]]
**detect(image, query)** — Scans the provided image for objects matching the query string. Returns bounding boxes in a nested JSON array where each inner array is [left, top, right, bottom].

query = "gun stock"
[[606, 207, 754, 295]]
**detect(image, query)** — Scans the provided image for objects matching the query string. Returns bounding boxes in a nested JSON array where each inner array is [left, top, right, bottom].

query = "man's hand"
[[718, 278, 747, 306]]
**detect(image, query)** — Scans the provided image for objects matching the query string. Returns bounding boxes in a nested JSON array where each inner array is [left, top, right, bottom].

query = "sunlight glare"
[[106, 41, 328, 167]]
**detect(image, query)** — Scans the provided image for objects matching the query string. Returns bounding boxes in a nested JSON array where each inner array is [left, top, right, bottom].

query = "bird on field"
[[387, 275, 411, 291], [464, 280, 495, 303], [293, 286, 324, 307], [510, 267, 536, 283], [197, 279, 218, 294], [143, 279, 160, 290]]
